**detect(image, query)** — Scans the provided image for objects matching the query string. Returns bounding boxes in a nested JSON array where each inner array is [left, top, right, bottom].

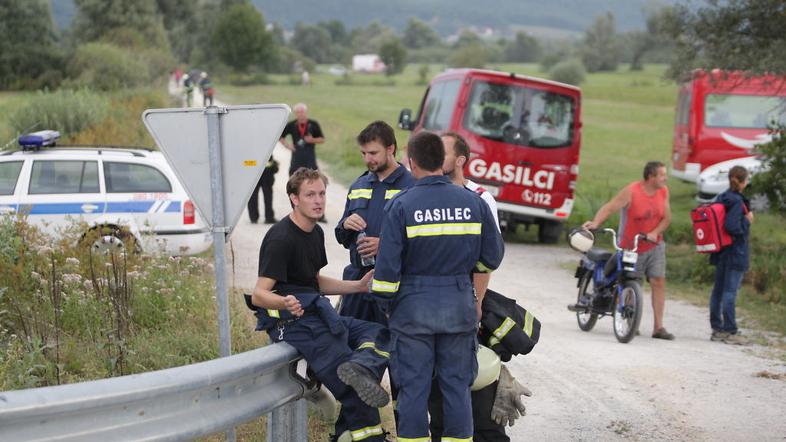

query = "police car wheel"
[[81, 225, 137, 255]]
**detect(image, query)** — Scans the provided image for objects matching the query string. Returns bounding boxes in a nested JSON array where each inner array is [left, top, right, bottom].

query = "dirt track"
[[223, 124, 786, 442]]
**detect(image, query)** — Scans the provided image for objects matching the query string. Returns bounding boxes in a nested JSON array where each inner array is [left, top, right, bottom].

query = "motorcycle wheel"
[[576, 273, 598, 332], [613, 280, 643, 343]]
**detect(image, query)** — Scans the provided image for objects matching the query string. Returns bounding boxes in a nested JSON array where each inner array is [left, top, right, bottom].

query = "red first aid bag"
[[691, 203, 732, 253]]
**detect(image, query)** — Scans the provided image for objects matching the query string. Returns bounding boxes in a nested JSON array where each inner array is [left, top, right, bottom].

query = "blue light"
[[18, 130, 60, 150]]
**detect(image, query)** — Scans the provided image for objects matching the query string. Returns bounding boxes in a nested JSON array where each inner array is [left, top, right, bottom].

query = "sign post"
[[143, 104, 290, 360]]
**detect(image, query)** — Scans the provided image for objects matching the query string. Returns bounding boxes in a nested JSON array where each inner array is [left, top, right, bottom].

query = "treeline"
[[1, 0, 679, 90]]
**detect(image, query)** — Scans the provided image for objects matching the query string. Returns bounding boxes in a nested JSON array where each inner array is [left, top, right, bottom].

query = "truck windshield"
[[463, 80, 575, 148], [704, 94, 786, 129]]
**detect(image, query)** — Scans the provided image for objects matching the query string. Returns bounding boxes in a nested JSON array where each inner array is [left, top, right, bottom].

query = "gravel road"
[[222, 125, 786, 442]]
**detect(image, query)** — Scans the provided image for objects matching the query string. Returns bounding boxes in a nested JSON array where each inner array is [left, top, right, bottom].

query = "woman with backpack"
[[709, 165, 753, 345]]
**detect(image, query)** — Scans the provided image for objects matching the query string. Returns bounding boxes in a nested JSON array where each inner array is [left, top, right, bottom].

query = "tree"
[[402, 17, 439, 49], [318, 20, 350, 46], [72, 0, 169, 49], [211, 3, 275, 72], [504, 31, 542, 63], [291, 23, 333, 64], [665, 0, 786, 80], [580, 12, 622, 72], [448, 43, 488, 69], [379, 37, 407, 76], [350, 21, 396, 54], [0, 0, 63, 89], [625, 5, 675, 71]]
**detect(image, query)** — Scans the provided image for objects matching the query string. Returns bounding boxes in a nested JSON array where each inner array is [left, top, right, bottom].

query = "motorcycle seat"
[[586, 248, 613, 262]]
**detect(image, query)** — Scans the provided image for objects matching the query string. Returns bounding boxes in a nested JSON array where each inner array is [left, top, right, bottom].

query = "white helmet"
[[568, 228, 594, 253], [472, 345, 502, 391]]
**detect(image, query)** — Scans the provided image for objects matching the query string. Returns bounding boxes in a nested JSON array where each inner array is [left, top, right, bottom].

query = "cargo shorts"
[[637, 241, 666, 280]]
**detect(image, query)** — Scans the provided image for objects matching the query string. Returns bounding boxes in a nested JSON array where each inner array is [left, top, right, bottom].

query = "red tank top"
[[619, 181, 668, 253]]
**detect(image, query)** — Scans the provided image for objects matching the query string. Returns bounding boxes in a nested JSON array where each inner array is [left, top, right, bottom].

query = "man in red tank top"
[[582, 161, 674, 340]]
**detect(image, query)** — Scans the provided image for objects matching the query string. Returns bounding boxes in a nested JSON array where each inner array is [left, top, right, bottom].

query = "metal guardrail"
[[0, 343, 309, 441]]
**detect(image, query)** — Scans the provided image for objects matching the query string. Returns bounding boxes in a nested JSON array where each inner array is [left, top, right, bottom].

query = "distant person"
[[182, 74, 194, 107], [302, 70, 311, 86], [583, 161, 675, 340], [199, 72, 215, 106], [280, 103, 325, 176], [247, 158, 279, 224], [709, 165, 752, 345]]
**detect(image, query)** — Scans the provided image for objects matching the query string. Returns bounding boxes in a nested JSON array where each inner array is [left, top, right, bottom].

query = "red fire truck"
[[672, 69, 786, 182], [398, 68, 582, 243]]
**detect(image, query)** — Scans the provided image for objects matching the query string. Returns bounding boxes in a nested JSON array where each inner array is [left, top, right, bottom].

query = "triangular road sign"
[[143, 105, 290, 234]]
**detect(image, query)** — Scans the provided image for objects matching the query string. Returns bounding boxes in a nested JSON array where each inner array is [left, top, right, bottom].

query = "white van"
[[0, 132, 211, 256]]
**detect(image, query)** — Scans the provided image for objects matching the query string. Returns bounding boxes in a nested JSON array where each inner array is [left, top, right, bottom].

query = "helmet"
[[472, 345, 501, 391], [568, 228, 594, 253]]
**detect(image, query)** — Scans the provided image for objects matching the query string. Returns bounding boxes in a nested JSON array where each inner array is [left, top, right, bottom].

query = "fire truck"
[[399, 68, 582, 243], [672, 69, 786, 183]]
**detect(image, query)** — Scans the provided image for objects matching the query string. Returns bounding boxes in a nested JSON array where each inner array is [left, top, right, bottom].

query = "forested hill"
[[50, 0, 677, 36], [252, 0, 677, 34]]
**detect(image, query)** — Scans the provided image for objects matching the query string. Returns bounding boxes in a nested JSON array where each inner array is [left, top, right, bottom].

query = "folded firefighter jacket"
[[480, 289, 541, 362], [243, 284, 345, 335]]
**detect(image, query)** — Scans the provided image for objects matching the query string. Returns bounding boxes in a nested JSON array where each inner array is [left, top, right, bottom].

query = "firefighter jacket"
[[479, 289, 541, 362], [243, 284, 345, 335], [371, 175, 504, 334], [335, 163, 415, 271]]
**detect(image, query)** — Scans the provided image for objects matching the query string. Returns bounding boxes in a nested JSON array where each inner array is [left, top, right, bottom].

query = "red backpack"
[[691, 201, 747, 253]]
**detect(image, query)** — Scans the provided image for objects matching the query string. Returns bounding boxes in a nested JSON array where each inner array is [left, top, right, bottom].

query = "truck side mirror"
[[398, 109, 413, 131]]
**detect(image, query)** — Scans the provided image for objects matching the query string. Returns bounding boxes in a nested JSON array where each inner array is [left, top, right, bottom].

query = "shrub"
[[751, 125, 786, 213], [67, 43, 150, 91], [548, 59, 586, 86], [9, 89, 109, 136]]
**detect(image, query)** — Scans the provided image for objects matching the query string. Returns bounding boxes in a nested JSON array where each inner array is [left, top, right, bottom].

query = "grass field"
[[220, 63, 786, 335]]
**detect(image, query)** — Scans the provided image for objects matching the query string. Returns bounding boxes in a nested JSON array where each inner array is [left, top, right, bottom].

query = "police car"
[[0, 130, 212, 255]]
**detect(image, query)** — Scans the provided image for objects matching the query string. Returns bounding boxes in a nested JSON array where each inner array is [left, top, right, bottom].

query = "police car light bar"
[[18, 130, 60, 150]]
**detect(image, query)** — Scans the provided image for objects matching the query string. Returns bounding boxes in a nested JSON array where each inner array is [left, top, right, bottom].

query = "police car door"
[[22, 157, 105, 235], [102, 159, 177, 243], [0, 159, 25, 216]]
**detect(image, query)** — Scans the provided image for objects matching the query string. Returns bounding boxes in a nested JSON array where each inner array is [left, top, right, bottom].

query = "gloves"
[[491, 365, 532, 427]]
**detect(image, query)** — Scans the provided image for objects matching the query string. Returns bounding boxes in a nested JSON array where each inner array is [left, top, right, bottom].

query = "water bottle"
[[356, 230, 376, 267]]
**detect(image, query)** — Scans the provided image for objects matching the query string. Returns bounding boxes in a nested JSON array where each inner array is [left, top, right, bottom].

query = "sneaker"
[[337, 361, 389, 408], [711, 330, 730, 341], [723, 333, 748, 345], [652, 328, 675, 340]]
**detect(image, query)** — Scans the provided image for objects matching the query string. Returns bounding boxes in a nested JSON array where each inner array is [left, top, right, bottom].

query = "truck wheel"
[[538, 220, 562, 244], [81, 225, 138, 255]]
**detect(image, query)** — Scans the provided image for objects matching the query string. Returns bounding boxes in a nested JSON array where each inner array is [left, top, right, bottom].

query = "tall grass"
[[0, 215, 264, 390], [9, 89, 109, 137]]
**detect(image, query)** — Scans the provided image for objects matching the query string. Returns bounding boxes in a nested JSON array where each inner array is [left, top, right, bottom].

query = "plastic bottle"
[[356, 231, 376, 267]]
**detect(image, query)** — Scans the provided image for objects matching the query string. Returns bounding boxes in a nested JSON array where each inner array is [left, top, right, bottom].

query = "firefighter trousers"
[[391, 330, 477, 441], [269, 315, 389, 441]]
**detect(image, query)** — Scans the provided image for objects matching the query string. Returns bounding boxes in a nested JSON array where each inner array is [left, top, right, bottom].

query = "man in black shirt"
[[251, 167, 390, 442], [280, 103, 325, 176]]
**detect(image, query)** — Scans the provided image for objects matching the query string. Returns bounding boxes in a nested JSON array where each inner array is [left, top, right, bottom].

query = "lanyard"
[[297, 122, 308, 138]]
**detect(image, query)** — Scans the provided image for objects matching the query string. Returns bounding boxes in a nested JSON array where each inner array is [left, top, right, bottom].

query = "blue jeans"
[[710, 259, 745, 334]]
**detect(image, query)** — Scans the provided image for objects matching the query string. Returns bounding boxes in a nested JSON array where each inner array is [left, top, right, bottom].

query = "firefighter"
[[335, 120, 416, 324], [372, 131, 504, 441]]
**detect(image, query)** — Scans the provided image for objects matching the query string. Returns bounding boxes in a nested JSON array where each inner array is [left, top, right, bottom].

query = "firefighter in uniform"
[[335, 120, 416, 324], [372, 132, 504, 441]]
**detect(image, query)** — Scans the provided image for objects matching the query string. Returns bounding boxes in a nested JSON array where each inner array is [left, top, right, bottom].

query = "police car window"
[[705, 94, 786, 129], [105, 162, 172, 193], [0, 161, 23, 195], [463, 80, 575, 148], [29, 161, 99, 194], [422, 80, 461, 130]]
